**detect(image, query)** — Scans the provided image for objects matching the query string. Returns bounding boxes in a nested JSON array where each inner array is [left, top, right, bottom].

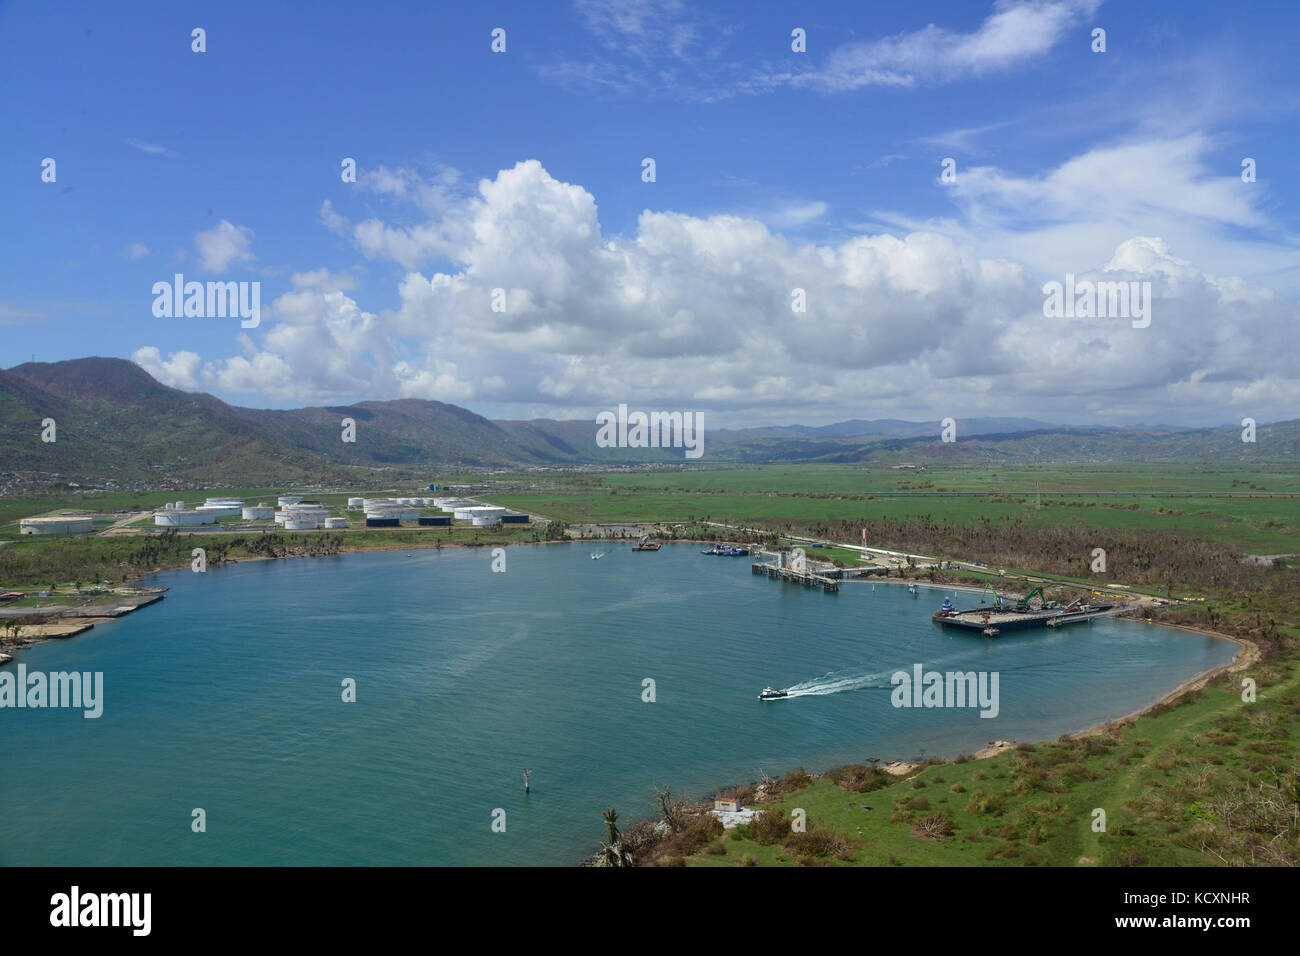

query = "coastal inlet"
[[0, 543, 1236, 866]]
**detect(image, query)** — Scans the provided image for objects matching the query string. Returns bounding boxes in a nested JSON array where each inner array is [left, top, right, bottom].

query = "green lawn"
[[686, 658, 1300, 867]]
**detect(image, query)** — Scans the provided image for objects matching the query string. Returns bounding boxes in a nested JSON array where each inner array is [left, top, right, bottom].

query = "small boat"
[[908, 584, 918, 595], [758, 686, 789, 701], [591, 552, 604, 560]]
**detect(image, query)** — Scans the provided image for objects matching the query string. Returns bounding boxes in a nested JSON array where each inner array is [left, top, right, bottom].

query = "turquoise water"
[[0, 543, 1237, 866]]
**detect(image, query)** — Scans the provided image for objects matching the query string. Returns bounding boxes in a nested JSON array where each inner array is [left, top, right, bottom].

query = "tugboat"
[[758, 686, 789, 701]]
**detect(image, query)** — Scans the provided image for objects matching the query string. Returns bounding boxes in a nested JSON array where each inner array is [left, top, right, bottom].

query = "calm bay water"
[[0, 543, 1236, 866]]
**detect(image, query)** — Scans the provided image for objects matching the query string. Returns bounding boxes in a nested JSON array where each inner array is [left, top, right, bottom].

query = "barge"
[[933, 586, 1115, 636]]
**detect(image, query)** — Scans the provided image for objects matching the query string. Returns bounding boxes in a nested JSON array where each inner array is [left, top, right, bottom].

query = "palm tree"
[[600, 808, 625, 866]]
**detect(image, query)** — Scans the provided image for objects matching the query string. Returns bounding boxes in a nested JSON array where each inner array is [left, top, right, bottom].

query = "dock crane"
[[1013, 586, 1047, 611]]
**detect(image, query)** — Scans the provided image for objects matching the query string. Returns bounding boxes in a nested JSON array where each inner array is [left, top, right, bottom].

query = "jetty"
[[751, 550, 839, 593]]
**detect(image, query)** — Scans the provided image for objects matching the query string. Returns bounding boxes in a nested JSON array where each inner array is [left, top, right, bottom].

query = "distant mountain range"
[[1, 358, 1295, 486]]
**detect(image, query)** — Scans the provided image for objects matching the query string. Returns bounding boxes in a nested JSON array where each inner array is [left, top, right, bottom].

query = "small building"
[[713, 797, 740, 813]]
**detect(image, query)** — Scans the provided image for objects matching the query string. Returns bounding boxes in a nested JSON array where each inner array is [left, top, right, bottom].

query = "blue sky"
[[3, 0, 1298, 426]]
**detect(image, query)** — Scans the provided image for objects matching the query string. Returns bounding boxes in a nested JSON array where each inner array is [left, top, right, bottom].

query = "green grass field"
[[486, 464, 1299, 553], [682, 659, 1299, 867]]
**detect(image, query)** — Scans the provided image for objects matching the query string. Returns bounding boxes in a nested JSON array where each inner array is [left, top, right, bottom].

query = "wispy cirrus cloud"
[[126, 138, 179, 157], [789, 0, 1102, 91], [547, 0, 1101, 100]]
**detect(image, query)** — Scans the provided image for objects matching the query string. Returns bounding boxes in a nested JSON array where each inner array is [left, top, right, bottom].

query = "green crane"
[[1015, 586, 1046, 610]]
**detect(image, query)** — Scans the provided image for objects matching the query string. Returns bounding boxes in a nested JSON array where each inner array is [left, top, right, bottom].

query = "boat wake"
[[779, 648, 998, 699], [783, 668, 896, 698]]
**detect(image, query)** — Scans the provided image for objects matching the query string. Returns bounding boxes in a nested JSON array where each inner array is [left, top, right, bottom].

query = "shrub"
[[826, 764, 892, 793], [786, 827, 852, 860], [677, 813, 724, 856], [780, 767, 814, 791], [751, 808, 792, 845], [911, 812, 954, 840]]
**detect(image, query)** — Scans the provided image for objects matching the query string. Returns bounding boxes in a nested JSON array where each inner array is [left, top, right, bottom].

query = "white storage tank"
[[366, 508, 417, 521], [282, 517, 321, 530], [154, 510, 216, 527], [324, 517, 349, 529], [278, 495, 303, 507], [197, 505, 241, 518], [20, 516, 95, 535], [242, 505, 274, 520], [472, 515, 500, 527], [347, 497, 364, 509], [275, 507, 328, 524], [174, 501, 185, 510]]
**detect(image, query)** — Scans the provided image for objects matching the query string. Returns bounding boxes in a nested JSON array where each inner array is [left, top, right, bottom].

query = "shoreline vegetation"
[[3, 474, 1296, 867]]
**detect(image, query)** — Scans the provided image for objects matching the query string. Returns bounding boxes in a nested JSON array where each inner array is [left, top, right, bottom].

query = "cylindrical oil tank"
[[153, 510, 215, 527], [418, 515, 451, 526], [242, 505, 274, 520], [500, 513, 529, 524], [472, 515, 500, 526], [324, 517, 348, 529], [365, 517, 400, 528], [277, 495, 303, 507], [20, 516, 95, 535], [197, 504, 242, 518], [347, 497, 364, 509], [282, 517, 320, 530]]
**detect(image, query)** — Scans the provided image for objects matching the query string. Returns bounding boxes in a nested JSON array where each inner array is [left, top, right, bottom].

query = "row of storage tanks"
[[155, 496, 345, 530], [153, 494, 528, 530], [346, 496, 524, 526]]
